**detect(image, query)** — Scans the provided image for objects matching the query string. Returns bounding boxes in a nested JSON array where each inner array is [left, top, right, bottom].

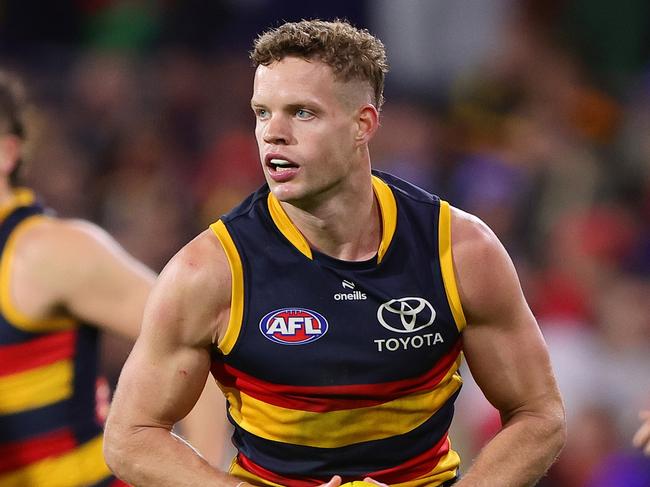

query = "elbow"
[[549, 417, 567, 457], [103, 419, 135, 480], [546, 399, 568, 458]]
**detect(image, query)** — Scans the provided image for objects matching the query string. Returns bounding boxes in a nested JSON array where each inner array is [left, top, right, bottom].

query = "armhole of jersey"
[[371, 176, 397, 264], [438, 201, 467, 332], [0, 215, 76, 332], [210, 220, 244, 355]]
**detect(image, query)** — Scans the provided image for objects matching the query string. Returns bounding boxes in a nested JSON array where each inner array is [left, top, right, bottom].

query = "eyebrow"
[[250, 100, 323, 113]]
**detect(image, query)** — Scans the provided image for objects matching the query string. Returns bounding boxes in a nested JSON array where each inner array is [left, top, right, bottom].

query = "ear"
[[354, 104, 380, 146], [0, 135, 21, 176]]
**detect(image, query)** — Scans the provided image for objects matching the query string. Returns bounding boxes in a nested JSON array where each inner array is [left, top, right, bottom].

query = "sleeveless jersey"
[[0, 189, 126, 487], [210, 172, 466, 487]]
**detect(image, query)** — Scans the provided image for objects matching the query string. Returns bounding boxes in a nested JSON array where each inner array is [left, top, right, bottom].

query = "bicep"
[[462, 299, 557, 418], [112, 326, 211, 430], [108, 234, 228, 431], [42, 220, 155, 338], [65, 225, 155, 338], [110, 272, 213, 430], [453, 211, 559, 418]]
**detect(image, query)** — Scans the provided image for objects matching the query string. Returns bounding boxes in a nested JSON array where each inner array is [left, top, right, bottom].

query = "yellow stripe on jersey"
[[221, 358, 462, 448], [229, 459, 285, 487], [0, 215, 76, 333], [438, 201, 466, 332], [0, 359, 73, 414], [0, 435, 111, 487], [211, 220, 245, 355], [267, 177, 398, 263], [228, 444, 459, 487], [392, 439, 460, 487], [266, 194, 313, 260], [0, 188, 35, 223], [371, 176, 397, 264]]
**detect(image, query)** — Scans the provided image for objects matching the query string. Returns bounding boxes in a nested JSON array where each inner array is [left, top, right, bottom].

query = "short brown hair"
[[251, 19, 389, 110], [0, 71, 27, 186]]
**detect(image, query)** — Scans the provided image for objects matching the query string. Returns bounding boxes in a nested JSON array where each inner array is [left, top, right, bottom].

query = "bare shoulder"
[[14, 216, 151, 285], [145, 228, 231, 346], [15, 216, 125, 261], [159, 228, 229, 298], [449, 206, 501, 261], [10, 217, 114, 282], [449, 206, 523, 323]]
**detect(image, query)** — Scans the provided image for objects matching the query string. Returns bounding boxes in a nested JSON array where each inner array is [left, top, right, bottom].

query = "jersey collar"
[[266, 175, 397, 263], [0, 188, 35, 224]]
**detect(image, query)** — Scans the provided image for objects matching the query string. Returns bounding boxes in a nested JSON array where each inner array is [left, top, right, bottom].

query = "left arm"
[[451, 208, 566, 487]]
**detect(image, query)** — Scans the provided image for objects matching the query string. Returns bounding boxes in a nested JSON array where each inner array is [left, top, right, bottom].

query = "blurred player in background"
[[104, 19, 565, 487], [0, 70, 223, 486]]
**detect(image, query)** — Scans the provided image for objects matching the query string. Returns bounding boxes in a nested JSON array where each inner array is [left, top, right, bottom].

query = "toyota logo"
[[376, 297, 436, 333]]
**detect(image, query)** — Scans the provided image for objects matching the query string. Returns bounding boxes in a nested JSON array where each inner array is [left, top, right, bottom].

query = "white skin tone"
[[0, 131, 223, 466], [633, 410, 650, 455], [0, 134, 154, 340], [104, 55, 565, 487]]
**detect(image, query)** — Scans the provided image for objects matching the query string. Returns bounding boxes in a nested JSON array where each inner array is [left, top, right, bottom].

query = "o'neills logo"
[[334, 290, 367, 301], [334, 280, 367, 301]]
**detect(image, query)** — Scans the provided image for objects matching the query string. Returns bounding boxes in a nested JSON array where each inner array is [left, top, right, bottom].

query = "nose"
[[262, 114, 291, 145]]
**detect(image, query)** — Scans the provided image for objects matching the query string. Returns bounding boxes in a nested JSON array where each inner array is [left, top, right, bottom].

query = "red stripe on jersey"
[[108, 479, 131, 486], [366, 433, 450, 484], [237, 434, 450, 486], [237, 453, 323, 487], [0, 330, 76, 377], [0, 428, 76, 473], [212, 340, 461, 412]]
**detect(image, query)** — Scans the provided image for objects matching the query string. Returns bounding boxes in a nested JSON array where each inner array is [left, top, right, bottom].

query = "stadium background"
[[2, 0, 650, 485]]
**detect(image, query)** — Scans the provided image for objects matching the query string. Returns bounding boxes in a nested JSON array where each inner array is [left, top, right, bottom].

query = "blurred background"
[[2, 0, 650, 485]]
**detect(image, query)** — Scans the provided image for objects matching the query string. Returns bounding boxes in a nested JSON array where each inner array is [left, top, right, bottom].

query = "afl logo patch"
[[259, 308, 328, 345]]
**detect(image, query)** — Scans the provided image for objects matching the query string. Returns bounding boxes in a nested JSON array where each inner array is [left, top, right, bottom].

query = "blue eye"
[[255, 108, 269, 119], [296, 109, 312, 119]]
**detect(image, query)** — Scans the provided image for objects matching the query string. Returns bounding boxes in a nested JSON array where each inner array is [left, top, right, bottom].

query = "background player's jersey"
[[0, 189, 124, 487], [211, 171, 466, 487]]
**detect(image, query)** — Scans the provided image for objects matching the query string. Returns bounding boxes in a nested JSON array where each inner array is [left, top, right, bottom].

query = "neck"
[[0, 181, 14, 208], [281, 171, 381, 261]]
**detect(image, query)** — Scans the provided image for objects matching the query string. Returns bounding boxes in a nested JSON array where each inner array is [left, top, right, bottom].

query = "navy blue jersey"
[[0, 189, 125, 487], [211, 172, 466, 487]]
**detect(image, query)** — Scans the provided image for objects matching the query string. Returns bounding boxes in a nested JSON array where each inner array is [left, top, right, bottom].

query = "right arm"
[[103, 229, 241, 486], [103, 228, 348, 487]]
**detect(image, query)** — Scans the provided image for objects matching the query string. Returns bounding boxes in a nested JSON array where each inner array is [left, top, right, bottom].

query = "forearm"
[[104, 423, 240, 487], [456, 410, 566, 487]]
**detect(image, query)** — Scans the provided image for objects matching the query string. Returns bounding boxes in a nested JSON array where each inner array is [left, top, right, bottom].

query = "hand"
[[318, 475, 342, 487], [633, 410, 650, 455]]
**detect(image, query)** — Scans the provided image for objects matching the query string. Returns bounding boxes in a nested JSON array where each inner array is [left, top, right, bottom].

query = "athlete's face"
[[251, 57, 367, 205]]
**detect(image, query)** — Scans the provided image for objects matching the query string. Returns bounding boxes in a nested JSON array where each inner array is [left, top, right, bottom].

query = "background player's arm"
[[103, 230, 243, 486], [18, 219, 227, 469], [12, 218, 155, 339], [633, 410, 650, 455], [177, 374, 231, 467], [451, 208, 566, 487]]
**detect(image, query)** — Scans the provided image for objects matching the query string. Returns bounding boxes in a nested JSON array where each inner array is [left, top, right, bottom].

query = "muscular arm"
[[12, 217, 155, 339], [103, 230, 241, 486], [451, 208, 566, 487]]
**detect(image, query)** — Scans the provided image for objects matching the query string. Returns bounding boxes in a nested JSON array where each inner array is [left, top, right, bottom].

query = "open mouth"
[[268, 158, 299, 172]]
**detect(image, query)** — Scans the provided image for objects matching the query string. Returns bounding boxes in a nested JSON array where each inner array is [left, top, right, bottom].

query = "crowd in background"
[[1, 0, 650, 485]]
